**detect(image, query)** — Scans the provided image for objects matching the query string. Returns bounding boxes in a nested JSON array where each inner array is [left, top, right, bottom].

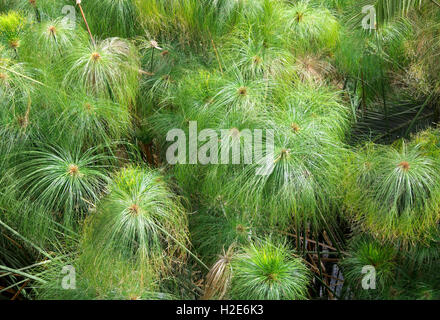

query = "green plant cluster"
[[0, 0, 439, 301]]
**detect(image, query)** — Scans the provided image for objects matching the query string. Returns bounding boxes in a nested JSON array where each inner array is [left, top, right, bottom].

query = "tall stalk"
[[76, 0, 95, 46]]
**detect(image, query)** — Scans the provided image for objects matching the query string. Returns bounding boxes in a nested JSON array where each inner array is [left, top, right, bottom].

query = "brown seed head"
[[68, 164, 79, 176], [253, 55, 262, 64], [91, 52, 101, 61], [128, 204, 140, 216], [267, 273, 277, 281], [398, 161, 410, 171], [290, 123, 300, 133], [236, 224, 245, 233], [9, 40, 19, 49], [17, 116, 29, 128], [48, 25, 56, 34], [238, 87, 247, 96]]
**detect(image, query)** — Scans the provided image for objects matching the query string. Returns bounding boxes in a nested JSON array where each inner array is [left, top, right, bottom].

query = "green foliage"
[[285, 1, 340, 52], [0, 0, 12, 12], [0, 55, 31, 102], [12, 143, 112, 227], [62, 37, 140, 105], [210, 69, 269, 116], [1, 0, 440, 301], [83, 0, 140, 38], [223, 35, 292, 80], [0, 11, 25, 53], [0, 193, 64, 250], [83, 166, 189, 273], [346, 0, 430, 26], [229, 239, 311, 300], [190, 204, 254, 266], [36, 252, 172, 300], [20, 18, 87, 64], [341, 235, 397, 299], [134, 0, 239, 50], [345, 141, 440, 243], [53, 93, 132, 146], [13, 0, 68, 21], [223, 82, 349, 231]]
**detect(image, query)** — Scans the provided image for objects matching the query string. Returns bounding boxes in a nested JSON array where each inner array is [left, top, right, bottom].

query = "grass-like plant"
[[383, 267, 440, 300], [190, 204, 254, 266], [0, 11, 26, 57], [1, 0, 440, 301], [226, 0, 290, 57], [202, 245, 235, 300], [223, 36, 293, 80], [341, 235, 397, 299], [0, 218, 63, 299], [272, 81, 351, 140], [292, 53, 335, 85], [345, 0, 440, 27], [36, 251, 172, 300], [410, 127, 440, 157], [225, 135, 345, 231], [222, 83, 348, 231], [12, 143, 112, 227], [83, 166, 189, 273], [20, 18, 87, 64], [0, 54, 42, 155], [0, 54, 30, 102], [53, 93, 132, 146], [138, 42, 203, 105], [345, 141, 440, 243], [0, 189, 63, 250], [0, 0, 12, 12], [62, 37, 140, 105], [82, 0, 139, 38], [229, 239, 310, 300], [134, 0, 235, 51], [12, 0, 71, 22], [402, 233, 440, 269], [210, 69, 270, 117], [285, 1, 340, 52]]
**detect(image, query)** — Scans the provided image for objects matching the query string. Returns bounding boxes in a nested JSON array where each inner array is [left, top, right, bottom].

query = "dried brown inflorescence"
[[9, 40, 19, 49], [91, 52, 101, 62], [128, 203, 140, 216], [68, 164, 80, 176], [202, 245, 235, 300], [236, 224, 246, 234], [291, 123, 300, 133], [238, 86, 248, 96], [398, 161, 410, 172], [253, 55, 262, 65], [48, 25, 56, 35], [84, 102, 93, 111]]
